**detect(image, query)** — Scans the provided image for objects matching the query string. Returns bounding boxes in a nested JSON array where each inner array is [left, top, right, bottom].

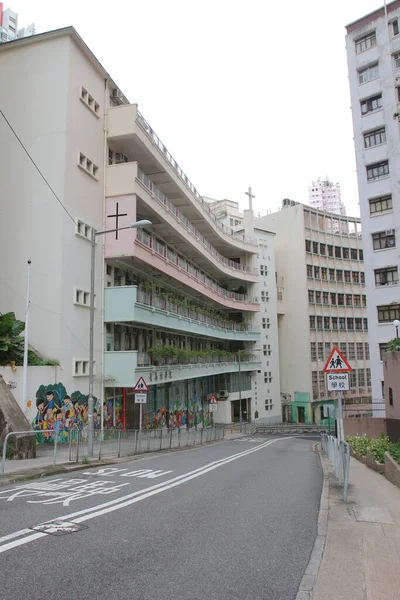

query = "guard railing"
[[321, 433, 350, 503]]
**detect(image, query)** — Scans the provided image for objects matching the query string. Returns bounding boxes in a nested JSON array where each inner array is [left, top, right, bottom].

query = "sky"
[[9, 0, 387, 217]]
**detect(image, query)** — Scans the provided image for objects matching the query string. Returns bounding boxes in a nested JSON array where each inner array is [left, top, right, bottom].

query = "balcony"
[[134, 229, 260, 311], [104, 350, 262, 388], [107, 104, 257, 250], [104, 287, 261, 341]]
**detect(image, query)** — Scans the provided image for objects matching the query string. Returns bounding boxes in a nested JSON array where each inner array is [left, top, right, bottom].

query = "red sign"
[[133, 376, 148, 392], [323, 346, 352, 373]]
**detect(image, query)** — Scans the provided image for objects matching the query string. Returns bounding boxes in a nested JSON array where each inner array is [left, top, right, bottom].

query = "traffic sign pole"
[[337, 391, 344, 442]]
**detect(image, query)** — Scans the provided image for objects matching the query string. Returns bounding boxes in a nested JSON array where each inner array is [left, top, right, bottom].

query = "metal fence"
[[342, 401, 386, 418], [321, 433, 350, 503], [69, 426, 224, 463], [1, 430, 57, 477]]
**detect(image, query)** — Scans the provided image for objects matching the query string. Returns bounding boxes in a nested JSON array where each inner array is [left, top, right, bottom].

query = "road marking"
[[82, 467, 174, 479], [0, 437, 291, 554]]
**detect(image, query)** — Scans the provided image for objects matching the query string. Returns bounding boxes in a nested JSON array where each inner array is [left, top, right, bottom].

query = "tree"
[[0, 312, 25, 365]]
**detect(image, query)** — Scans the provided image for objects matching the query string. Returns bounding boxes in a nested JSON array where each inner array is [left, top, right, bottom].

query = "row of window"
[[311, 341, 369, 362], [305, 240, 363, 261], [310, 315, 368, 331], [372, 229, 396, 250], [307, 265, 365, 284], [375, 267, 398, 287], [369, 195, 392, 216], [313, 369, 371, 389], [308, 290, 367, 307], [78, 151, 99, 180]]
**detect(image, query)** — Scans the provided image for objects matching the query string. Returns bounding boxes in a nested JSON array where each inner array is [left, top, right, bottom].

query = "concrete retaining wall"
[[351, 448, 400, 490]]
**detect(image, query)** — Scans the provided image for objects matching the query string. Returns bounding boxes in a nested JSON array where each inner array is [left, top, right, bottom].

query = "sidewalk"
[[302, 451, 400, 599]]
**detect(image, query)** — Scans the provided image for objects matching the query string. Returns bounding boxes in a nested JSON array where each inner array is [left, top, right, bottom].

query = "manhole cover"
[[30, 520, 88, 536]]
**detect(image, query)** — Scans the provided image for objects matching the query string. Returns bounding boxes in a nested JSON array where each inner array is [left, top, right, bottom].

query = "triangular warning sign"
[[323, 346, 352, 373], [133, 376, 148, 392]]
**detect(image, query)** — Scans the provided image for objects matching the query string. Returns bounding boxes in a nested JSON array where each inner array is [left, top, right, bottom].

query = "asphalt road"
[[0, 435, 322, 600]]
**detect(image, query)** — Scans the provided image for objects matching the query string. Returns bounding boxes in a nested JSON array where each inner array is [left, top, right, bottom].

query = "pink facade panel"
[[105, 195, 138, 258]]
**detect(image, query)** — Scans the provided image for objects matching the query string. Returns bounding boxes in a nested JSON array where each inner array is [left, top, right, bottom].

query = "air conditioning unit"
[[115, 153, 129, 164], [112, 88, 123, 104], [218, 390, 229, 399], [386, 229, 395, 235]]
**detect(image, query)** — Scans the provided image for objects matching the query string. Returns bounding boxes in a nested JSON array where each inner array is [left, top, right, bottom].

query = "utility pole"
[[22, 260, 32, 414]]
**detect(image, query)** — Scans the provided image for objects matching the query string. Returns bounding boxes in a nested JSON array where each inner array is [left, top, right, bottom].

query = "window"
[[318, 342, 324, 361], [355, 32, 376, 53], [350, 248, 358, 261], [305, 240, 311, 252], [336, 270, 343, 282], [314, 266, 320, 279], [364, 127, 386, 148], [378, 304, 400, 322], [313, 241, 319, 254], [265, 399, 273, 411], [76, 219, 92, 240], [359, 249, 364, 261], [367, 161, 389, 181], [375, 267, 398, 286], [365, 343, 370, 360], [361, 272, 365, 285], [358, 369, 365, 387], [74, 288, 92, 307], [344, 270, 351, 283], [332, 317, 338, 330], [352, 271, 360, 284], [360, 94, 382, 115], [362, 295, 367, 307], [264, 372, 272, 384], [80, 86, 100, 116], [317, 316, 323, 330], [369, 195, 393, 215], [308, 290, 314, 304], [77, 151, 99, 180], [74, 359, 91, 376], [357, 343, 364, 360], [389, 387, 393, 406], [321, 267, 327, 280], [315, 291, 321, 304], [307, 265, 313, 278], [324, 317, 330, 330], [394, 19, 400, 36], [339, 317, 346, 330], [325, 342, 331, 358], [335, 246, 342, 258], [323, 292, 329, 305], [363, 318, 368, 331], [355, 318, 363, 331], [329, 268, 335, 281], [320, 243, 326, 256], [394, 52, 400, 69], [310, 342, 317, 361], [350, 372, 357, 388], [347, 318, 354, 331], [346, 294, 353, 306], [348, 343, 355, 361], [263, 344, 271, 356], [338, 293, 344, 306], [379, 343, 387, 361], [262, 318, 270, 329], [354, 295, 361, 307], [330, 292, 337, 305], [358, 63, 379, 84], [327, 245, 333, 257], [372, 230, 396, 250]]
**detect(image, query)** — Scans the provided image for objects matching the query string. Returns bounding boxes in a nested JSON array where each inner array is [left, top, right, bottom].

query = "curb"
[[0, 438, 226, 486], [295, 444, 330, 600]]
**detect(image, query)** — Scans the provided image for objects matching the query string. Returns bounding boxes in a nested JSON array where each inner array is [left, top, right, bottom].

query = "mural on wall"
[[32, 383, 99, 443], [151, 395, 211, 429]]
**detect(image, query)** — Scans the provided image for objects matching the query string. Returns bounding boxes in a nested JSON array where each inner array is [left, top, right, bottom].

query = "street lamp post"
[[87, 219, 152, 457], [393, 319, 400, 338], [22, 260, 32, 415]]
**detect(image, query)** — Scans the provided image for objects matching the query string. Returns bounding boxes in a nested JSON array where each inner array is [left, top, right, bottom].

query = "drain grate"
[[30, 520, 88, 536]]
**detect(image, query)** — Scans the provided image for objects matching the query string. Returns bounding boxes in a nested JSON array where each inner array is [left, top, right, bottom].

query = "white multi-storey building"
[[0, 27, 278, 430], [346, 1, 400, 401], [309, 178, 346, 217], [256, 202, 371, 423], [0, 4, 35, 43]]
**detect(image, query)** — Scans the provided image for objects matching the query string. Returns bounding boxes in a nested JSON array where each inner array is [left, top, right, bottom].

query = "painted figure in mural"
[[45, 390, 61, 411]]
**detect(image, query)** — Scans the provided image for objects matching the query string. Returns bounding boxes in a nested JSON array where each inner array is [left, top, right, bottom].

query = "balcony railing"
[[137, 352, 261, 367], [137, 169, 258, 275], [136, 111, 257, 246], [137, 290, 259, 332], [136, 229, 258, 304]]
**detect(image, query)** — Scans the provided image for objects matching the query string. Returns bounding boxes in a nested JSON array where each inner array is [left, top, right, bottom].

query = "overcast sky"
[[11, 0, 385, 217]]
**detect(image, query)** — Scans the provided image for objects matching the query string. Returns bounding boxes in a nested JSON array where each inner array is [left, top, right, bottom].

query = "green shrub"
[[346, 434, 400, 465]]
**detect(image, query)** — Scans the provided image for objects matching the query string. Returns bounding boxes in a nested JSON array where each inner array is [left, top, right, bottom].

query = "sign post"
[[133, 378, 148, 432], [323, 347, 352, 442]]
